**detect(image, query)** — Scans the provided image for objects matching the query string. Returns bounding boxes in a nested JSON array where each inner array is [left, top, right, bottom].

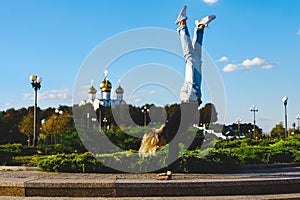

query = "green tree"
[[164, 103, 180, 118], [199, 103, 218, 124], [2, 108, 28, 144], [270, 122, 285, 138], [40, 111, 73, 145], [18, 111, 34, 146]]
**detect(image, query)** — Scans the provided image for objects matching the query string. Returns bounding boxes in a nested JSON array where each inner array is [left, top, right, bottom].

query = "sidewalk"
[[0, 165, 300, 198]]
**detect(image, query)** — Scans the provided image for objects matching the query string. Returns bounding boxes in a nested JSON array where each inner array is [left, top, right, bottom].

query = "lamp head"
[[30, 75, 37, 82], [36, 77, 42, 83], [282, 96, 288, 104]]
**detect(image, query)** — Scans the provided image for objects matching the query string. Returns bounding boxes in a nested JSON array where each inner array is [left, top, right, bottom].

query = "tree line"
[[0, 103, 219, 146], [2, 102, 294, 148]]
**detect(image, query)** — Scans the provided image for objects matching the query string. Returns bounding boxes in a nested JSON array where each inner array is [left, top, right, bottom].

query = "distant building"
[[79, 71, 126, 109], [99, 75, 112, 107]]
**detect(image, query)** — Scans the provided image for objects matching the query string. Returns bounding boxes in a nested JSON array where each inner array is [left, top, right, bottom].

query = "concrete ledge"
[[24, 179, 116, 197], [0, 186, 24, 196], [1, 166, 300, 197], [1, 177, 300, 197], [0, 178, 27, 196], [25, 187, 116, 197], [115, 178, 300, 197]]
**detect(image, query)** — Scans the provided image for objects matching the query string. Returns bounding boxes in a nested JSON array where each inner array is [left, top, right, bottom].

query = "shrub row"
[[29, 146, 171, 173], [29, 136, 300, 173], [30, 152, 105, 173], [0, 144, 37, 165]]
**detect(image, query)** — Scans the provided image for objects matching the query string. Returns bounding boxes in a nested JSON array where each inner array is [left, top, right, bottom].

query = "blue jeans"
[[178, 26, 203, 103]]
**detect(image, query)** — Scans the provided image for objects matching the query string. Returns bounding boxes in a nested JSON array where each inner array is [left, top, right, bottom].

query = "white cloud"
[[241, 57, 267, 67], [297, 29, 300, 35], [223, 64, 238, 72], [39, 89, 69, 100], [223, 57, 273, 72], [262, 64, 273, 70], [217, 56, 229, 62], [203, 0, 218, 4], [23, 88, 71, 101]]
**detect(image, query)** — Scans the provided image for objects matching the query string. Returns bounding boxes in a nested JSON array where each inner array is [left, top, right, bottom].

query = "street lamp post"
[[250, 105, 258, 139], [99, 109, 102, 131], [296, 114, 300, 131], [292, 122, 296, 135], [236, 118, 242, 137], [103, 117, 108, 130], [248, 130, 252, 139], [282, 96, 288, 138], [141, 106, 149, 126], [30, 75, 42, 147], [55, 109, 63, 115], [91, 118, 97, 129], [87, 113, 90, 129], [55, 109, 63, 143]]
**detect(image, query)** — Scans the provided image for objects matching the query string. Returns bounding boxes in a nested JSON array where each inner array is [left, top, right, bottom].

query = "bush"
[[95, 147, 169, 173], [11, 155, 33, 166], [0, 144, 36, 165], [30, 152, 104, 173], [232, 146, 269, 165], [27, 135, 300, 173], [0, 143, 36, 155], [30, 148, 170, 173], [178, 148, 240, 173], [268, 150, 295, 163], [214, 140, 242, 149]]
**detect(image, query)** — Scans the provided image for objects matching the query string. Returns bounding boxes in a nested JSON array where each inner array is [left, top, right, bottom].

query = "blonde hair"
[[139, 125, 166, 157]]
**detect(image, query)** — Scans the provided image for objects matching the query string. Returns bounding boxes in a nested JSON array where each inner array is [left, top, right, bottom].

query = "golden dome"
[[100, 77, 112, 92], [115, 85, 124, 94], [88, 85, 97, 94]]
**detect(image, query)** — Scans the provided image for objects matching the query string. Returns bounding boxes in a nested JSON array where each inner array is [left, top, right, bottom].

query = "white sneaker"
[[195, 15, 216, 27], [175, 5, 188, 24]]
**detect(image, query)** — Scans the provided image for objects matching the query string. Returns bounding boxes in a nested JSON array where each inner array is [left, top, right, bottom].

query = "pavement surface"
[[1, 194, 300, 200], [1, 165, 300, 199]]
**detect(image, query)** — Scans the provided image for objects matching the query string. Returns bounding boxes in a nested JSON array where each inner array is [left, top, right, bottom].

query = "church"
[[79, 71, 126, 109]]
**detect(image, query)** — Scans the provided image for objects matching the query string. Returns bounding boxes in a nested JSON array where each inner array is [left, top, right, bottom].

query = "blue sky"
[[0, 0, 300, 133]]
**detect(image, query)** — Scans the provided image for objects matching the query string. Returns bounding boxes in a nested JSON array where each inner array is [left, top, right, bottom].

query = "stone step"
[[1, 176, 300, 197]]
